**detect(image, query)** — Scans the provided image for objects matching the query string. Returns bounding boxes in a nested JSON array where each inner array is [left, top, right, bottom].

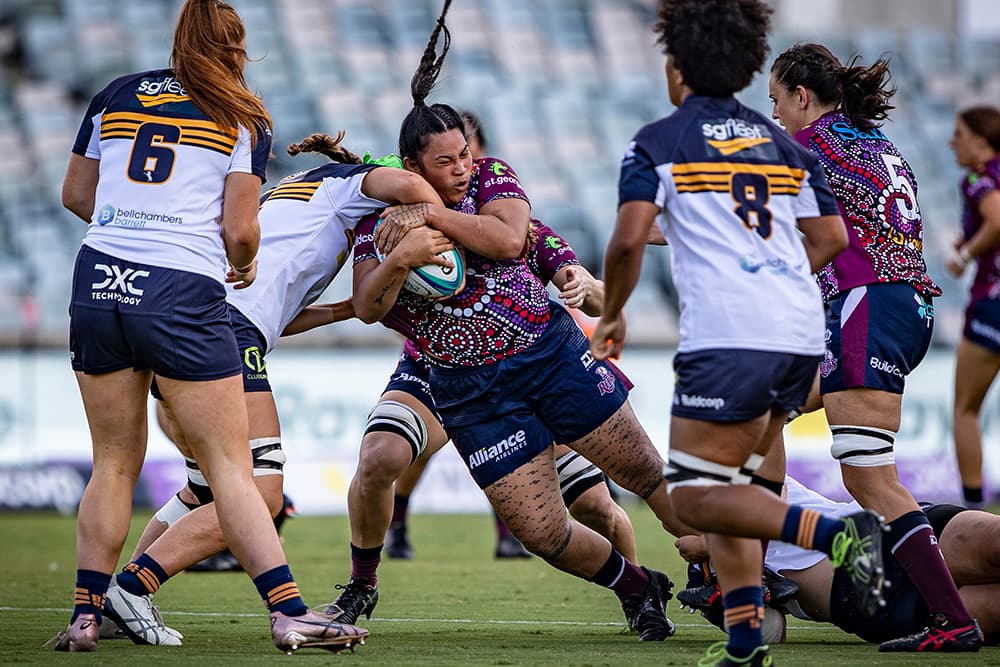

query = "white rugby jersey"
[[619, 95, 841, 355], [766, 477, 858, 577], [227, 162, 385, 352], [72, 69, 271, 282]]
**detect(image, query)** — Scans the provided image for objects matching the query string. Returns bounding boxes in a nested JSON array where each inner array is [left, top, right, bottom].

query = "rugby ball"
[[402, 247, 466, 299], [374, 232, 465, 300]]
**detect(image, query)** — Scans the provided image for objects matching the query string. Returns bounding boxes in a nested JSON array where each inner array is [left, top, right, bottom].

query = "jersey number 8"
[[731, 172, 772, 239]]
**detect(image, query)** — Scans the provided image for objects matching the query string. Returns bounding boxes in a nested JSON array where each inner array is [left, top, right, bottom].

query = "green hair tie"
[[362, 151, 404, 169]]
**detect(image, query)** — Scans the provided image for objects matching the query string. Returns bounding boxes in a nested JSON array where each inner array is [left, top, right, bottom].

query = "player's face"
[[950, 118, 982, 169], [665, 56, 684, 107], [413, 129, 473, 206], [768, 74, 807, 135]]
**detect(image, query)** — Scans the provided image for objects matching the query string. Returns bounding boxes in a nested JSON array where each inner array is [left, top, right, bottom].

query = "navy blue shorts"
[[383, 352, 437, 416], [150, 305, 268, 399], [820, 283, 934, 395], [69, 245, 240, 380], [963, 298, 1000, 355], [431, 305, 630, 489], [672, 349, 820, 422]]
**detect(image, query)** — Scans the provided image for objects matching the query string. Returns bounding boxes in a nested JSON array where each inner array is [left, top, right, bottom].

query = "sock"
[[494, 511, 513, 540], [723, 586, 765, 659], [888, 511, 972, 626], [118, 553, 169, 596], [779, 505, 845, 554], [350, 543, 383, 586], [72, 569, 111, 623], [253, 565, 307, 616], [962, 486, 983, 508], [588, 548, 650, 599], [391, 493, 410, 527]]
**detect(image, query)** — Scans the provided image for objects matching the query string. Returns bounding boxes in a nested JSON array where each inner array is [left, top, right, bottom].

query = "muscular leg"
[[74, 369, 152, 574], [131, 392, 285, 571], [348, 390, 447, 550], [938, 511, 1000, 586], [154, 375, 283, 578], [826, 387, 974, 629], [953, 339, 1000, 503], [566, 401, 693, 538]]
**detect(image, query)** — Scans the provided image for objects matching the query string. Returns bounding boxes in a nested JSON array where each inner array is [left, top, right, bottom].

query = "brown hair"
[[287, 131, 363, 164], [960, 106, 1000, 152], [171, 0, 271, 145], [772, 43, 895, 130]]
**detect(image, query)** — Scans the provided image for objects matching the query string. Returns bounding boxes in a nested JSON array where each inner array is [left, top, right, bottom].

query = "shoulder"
[[475, 156, 520, 181], [88, 69, 169, 110]]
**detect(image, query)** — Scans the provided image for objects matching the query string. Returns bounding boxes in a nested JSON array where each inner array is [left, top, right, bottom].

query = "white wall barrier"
[[0, 348, 996, 514]]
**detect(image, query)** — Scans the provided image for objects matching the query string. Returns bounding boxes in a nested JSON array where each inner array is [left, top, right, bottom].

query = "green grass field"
[[1, 506, 997, 666]]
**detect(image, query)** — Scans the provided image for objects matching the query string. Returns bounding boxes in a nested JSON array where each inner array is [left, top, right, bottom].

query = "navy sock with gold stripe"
[[780, 505, 844, 555], [72, 569, 111, 623], [254, 565, 308, 616], [723, 585, 765, 659], [118, 553, 169, 596]]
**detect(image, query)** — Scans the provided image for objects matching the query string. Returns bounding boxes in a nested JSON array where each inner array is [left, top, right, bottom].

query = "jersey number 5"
[[127, 122, 180, 184], [732, 173, 772, 239]]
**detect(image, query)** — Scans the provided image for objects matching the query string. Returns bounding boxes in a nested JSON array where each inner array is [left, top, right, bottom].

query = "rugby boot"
[[385, 523, 414, 560], [315, 577, 379, 624], [624, 567, 676, 641], [103, 575, 183, 645], [878, 613, 983, 652], [677, 573, 725, 631], [495, 534, 532, 559], [762, 567, 799, 608], [187, 550, 243, 572], [47, 613, 100, 652], [270, 610, 368, 655], [698, 641, 773, 666], [830, 509, 886, 617]]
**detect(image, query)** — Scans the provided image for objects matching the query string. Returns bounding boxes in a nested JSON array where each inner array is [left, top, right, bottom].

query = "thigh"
[[75, 367, 152, 480], [823, 387, 902, 432], [483, 445, 565, 538], [954, 337, 1000, 413]]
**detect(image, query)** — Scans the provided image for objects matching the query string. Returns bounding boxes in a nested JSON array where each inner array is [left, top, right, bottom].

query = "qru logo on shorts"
[[819, 349, 838, 378], [595, 366, 616, 396], [97, 204, 116, 226]]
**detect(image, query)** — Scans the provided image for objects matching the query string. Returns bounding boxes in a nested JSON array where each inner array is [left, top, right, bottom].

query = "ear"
[[402, 156, 421, 174], [795, 85, 811, 110]]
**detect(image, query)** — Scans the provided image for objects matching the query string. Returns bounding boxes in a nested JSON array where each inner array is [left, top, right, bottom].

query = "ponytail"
[[287, 131, 362, 164], [772, 43, 895, 129], [837, 55, 895, 130], [398, 0, 465, 162], [171, 0, 272, 145]]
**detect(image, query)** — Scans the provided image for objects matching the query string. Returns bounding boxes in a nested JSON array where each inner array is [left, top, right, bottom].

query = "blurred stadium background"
[[0, 0, 996, 346], [0, 0, 997, 513]]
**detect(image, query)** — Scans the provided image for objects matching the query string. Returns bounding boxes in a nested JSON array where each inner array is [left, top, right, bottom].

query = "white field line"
[[0, 606, 838, 631]]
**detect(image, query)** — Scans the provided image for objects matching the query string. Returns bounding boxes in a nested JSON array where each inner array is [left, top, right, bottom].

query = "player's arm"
[[552, 264, 604, 317], [361, 167, 444, 207], [61, 154, 100, 222], [221, 172, 263, 288], [282, 299, 355, 336], [353, 226, 455, 323], [949, 190, 1000, 276], [797, 214, 848, 273], [425, 196, 529, 260]]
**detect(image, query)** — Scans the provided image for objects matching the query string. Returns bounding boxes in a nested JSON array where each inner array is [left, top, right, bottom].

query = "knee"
[[356, 435, 411, 488], [571, 499, 619, 538]]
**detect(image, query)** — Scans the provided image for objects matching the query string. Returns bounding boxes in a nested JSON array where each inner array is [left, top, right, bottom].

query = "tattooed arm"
[[353, 225, 455, 323]]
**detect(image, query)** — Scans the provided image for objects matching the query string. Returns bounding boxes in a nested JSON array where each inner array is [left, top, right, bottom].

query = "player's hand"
[[946, 245, 971, 278], [559, 267, 600, 309], [674, 535, 710, 564], [226, 258, 257, 289], [376, 204, 431, 256], [590, 311, 626, 360], [392, 226, 454, 269]]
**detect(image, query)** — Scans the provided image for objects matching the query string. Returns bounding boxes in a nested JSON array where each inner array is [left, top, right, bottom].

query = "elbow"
[[496, 233, 527, 261], [353, 302, 382, 324]]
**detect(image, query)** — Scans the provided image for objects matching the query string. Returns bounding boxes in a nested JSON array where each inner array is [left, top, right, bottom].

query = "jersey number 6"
[[127, 122, 180, 184]]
